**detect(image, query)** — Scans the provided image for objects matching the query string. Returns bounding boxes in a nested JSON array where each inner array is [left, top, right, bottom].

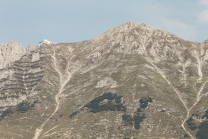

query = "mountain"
[[1, 21, 208, 139]]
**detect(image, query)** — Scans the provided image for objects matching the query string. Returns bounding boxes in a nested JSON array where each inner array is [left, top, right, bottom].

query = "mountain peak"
[[1, 21, 208, 139], [118, 21, 140, 30], [117, 21, 156, 32], [91, 21, 157, 42]]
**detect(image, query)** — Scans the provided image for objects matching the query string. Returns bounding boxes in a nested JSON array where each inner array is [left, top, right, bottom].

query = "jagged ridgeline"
[[1, 21, 208, 139]]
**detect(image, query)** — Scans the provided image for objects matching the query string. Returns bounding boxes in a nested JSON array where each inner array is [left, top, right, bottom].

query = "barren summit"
[[1, 22, 208, 139]]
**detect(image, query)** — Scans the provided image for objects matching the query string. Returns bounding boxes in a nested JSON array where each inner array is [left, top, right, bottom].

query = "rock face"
[[0, 42, 44, 113], [0, 40, 26, 69], [0, 21, 208, 139]]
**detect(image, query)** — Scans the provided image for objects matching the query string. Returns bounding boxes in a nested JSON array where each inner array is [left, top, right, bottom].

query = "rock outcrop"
[[0, 40, 26, 69]]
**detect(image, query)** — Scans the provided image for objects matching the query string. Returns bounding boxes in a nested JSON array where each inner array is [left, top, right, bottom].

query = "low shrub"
[[1, 108, 13, 119], [134, 114, 146, 129], [16, 102, 32, 113], [196, 121, 208, 139], [122, 113, 146, 129], [122, 114, 134, 125], [69, 111, 78, 118], [139, 96, 153, 108], [85, 92, 126, 113], [186, 117, 197, 130], [202, 109, 208, 119]]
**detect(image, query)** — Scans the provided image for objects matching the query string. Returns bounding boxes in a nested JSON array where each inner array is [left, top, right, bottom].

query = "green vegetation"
[[16, 102, 32, 113], [192, 113, 200, 119], [116, 103, 126, 112], [115, 96, 121, 103], [136, 108, 142, 113], [86, 92, 120, 104], [69, 111, 79, 118], [134, 114, 146, 129], [0, 108, 13, 119], [85, 92, 126, 113], [33, 100, 39, 103], [196, 121, 208, 139], [202, 109, 208, 119], [93, 101, 117, 112], [16, 100, 38, 113], [122, 113, 146, 129], [186, 117, 197, 130], [121, 96, 152, 129], [184, 134, 189, 138], [139, 96, 153, 108], [122, 114, 134, 125], [0, 100, 39, 121]]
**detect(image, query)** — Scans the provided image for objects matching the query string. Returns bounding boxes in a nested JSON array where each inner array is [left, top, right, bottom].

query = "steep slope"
[[0, 22, 208, 139]]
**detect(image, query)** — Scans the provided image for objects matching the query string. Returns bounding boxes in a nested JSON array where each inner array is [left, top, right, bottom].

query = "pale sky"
[[1, 0, 208, 47]]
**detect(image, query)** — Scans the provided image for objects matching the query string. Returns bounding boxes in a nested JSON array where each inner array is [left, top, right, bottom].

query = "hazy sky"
[[1, 0, 208, 47]]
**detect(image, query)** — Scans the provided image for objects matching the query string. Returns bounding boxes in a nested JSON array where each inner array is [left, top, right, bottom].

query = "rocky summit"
[[0, 21, 208, 139]]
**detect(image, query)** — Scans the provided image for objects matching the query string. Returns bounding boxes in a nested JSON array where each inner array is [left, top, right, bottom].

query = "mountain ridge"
[[0, 21, 208, 139]]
